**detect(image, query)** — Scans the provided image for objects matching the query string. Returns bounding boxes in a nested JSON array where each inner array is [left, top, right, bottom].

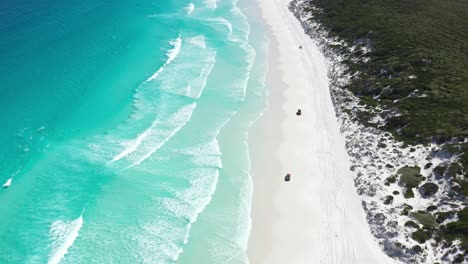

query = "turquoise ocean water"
[[0, 0, 267, 263]]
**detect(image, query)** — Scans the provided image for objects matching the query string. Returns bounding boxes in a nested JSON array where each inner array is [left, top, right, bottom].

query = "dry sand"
[[247, 0, 397, 263]]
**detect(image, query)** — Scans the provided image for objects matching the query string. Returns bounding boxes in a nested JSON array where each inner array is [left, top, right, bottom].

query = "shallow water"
[[0, 0, 267, 263]]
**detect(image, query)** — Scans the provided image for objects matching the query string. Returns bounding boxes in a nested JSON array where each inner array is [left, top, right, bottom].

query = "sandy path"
[[247, 0, 396, 263]]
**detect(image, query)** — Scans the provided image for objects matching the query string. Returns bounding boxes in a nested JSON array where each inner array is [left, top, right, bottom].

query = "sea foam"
[[130, 103, 197, 166], [185, 3, 195, 15], [204, 0, 217, 9], [2, 178, 12, 188], [48, 213, 83, 264], [112, 103, 197, 166], [186, 35, 206, 49], [147, 36, 182, 81]]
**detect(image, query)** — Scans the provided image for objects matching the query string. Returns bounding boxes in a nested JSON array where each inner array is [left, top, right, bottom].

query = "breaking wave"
[[48, 213, 84, 264], [111, 103, 197, 166], [147, 36, 182, 81]]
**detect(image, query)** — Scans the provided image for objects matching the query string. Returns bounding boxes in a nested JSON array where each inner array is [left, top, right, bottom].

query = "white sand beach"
[[247, 0, 397, 263]]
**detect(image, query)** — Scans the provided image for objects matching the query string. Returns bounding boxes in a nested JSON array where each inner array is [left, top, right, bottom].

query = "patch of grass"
[[410, 211, 438, 228], [398, 166, 422, 188]]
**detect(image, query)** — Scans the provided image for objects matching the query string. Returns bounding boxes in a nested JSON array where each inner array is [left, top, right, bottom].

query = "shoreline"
[[246, 0, 395, 263]]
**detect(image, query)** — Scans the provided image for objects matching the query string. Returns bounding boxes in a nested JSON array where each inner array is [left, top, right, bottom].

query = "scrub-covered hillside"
[[291, 0, 468, 262]]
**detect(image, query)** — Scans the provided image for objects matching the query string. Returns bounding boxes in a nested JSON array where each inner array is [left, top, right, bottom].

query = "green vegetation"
[[444, 207, 468, 249], [304, 0, 468, 196], [411, 245, 423, 254], [398, 166, 422, 187], [404, 220, 419, 229], [383, 195, 393, 205], [435, 211, 455, 224], [307, 0, 468, 145], [419, 182, 439, 197], [433, 166, 446, 177], [396, 166, 422, 198], [401, 203, 413, 216], [384, 175, 396, 186], [411, 229, 433, 244], [454, 254, 465, 263], [410, 211, 437, 228], [403, 188, 414, 198], [300, 0, 468, 256]]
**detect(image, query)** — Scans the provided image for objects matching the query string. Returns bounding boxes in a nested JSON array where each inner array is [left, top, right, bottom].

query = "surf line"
[[111, 103, 197, 166], [48, 210, 85, 264], [147, 35, 183, 81]]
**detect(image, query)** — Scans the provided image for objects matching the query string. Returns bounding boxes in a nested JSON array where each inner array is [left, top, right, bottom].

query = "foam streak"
[[48, 213, 84, 264], [147, 36, 182, 81]]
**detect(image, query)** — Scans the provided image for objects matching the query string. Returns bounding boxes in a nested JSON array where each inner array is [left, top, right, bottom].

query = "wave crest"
[[147, 36, 182, 81], [48, 213, 84, 264]]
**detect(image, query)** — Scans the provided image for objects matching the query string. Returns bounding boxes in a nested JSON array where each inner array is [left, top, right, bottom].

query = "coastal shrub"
[[435, 211, 455, 224], [453, 254, 465, 263], [398, 166, 421, 177], [404, 188, 415, 199], [377, 142, 387, 148], [404, 220, 419, 229], [383, 195, 393, 205], [424, 163, 433, 169], [411, 229, 432, 244], [426, 205, 438, 212], [304, 2, 468, 233], [411, 245, 423, 254], [445, 207, 468, 249], [402, 204, 413, 215], [398, 166, 422, 188], [300, 0, 468, 255], [393, 190, 399, 195], [410, 211, 437, 229], [433, 166, 446, 177], [385, 175, 397, 186], [448, 163, 463, 177], [419, 182, 439, 197]]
